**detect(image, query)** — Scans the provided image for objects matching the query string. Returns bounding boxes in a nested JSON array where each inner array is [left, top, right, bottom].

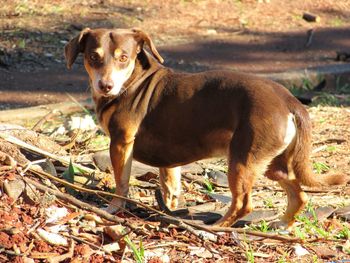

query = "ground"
[[1, 0, 350, 108], [0, 0, 349, 262]]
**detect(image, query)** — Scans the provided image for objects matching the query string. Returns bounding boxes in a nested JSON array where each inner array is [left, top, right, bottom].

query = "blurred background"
[[0, 0, 349, 108]]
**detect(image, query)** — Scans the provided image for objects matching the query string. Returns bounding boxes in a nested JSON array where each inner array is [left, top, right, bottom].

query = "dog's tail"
[[290, 105, 348, 187]]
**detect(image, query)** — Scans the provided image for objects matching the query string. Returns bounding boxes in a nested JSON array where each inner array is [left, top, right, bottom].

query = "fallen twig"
[[205, 226, 316, 243], [31, 110, 61, 132], [0, 132, 94, 174], [20, 175, 132, 226], [17, 159, 318, 244], [24, 166, 317, 243], [23, 167, 217, 240]]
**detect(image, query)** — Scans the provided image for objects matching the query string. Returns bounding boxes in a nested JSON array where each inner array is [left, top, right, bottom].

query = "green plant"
[[289, 77, 314, 97], [15, 1, 35, 15], [296, 206, 330, 239], [62, 160, 77, 195], [312, 162, 330, 174], [87, 134, 110, 150], [203, 178, 214, 193], [311, 93, 340, 106], [335, 225, 350, 240], [250, 220, 270, 233], [124, 236, 145, 263], [277, 254, 289, 263], [331, 17, 344, 27], [246, 244, 255, 263], [326, 145, 337, 152], [18, 39, 26, 49], [335, 76, 350, 94], [263, 198, 274, 208], [294, 226, 306, 240]]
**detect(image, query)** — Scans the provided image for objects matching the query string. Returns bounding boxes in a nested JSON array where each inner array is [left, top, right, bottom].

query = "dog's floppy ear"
[[64, 28, 90, 69], [132, 28, 164, 64]]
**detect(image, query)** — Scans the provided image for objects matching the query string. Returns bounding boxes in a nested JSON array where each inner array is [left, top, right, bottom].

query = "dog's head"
[[64, 28, 163, 97]]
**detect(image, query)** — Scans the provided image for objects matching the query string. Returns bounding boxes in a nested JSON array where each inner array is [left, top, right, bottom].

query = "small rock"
[[3, 179, 25, 201], [209, 193, 231, 204], [93, 150, 112, 172], [35, 159, 57, 176], [303, 206, 336, 222], [194, 230, 217, 242], [207, 170, 228, 187], [294, 244, 309, 257], [206, 29, 217, 35], [334, 205, 350, 221], [234, 210, 279, 227], [0, 151, 17, 167], [313, 245, 336, 259]]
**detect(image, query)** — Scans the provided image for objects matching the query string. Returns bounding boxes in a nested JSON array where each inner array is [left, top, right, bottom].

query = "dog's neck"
[[92, 51, 164, 123]]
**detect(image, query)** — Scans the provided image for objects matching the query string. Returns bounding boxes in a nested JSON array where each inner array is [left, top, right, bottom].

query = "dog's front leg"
[[106, 138, 134, 214], [159, 167, 182, 210]]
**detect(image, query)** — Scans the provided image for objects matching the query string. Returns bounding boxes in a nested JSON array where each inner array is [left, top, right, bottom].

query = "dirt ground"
[[1, 0, 350, 108]]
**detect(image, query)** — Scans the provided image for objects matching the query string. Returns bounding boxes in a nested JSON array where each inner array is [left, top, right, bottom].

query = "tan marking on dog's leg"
[[278, 179, 308, 228], [106, 140, 134, 214], [159, 167, 182, 210]]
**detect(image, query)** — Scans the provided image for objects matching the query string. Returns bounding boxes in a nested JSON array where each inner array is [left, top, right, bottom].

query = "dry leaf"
[[37, 228, 68, 246], [84, 213, 104, 224], [189, 246, 213, 259], [45, 206, 69, 224], [104, 225, 126, 241], [294, 244, 309, 257], [102, 241, 121, 253]]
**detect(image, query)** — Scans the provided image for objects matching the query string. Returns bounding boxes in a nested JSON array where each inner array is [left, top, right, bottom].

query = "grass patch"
[[250, 220, 271, 233], [331, 17, 344, 27], [295, 206, 330, 239], [124, 236, 145, 263], [312, 162, 330, 174], [263, 198, 275, 209], [326, 145, 337, 152], [203, 178, 214, 193]]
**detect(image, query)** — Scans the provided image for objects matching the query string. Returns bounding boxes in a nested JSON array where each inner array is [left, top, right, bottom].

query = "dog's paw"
[[104, 197, 125, 214], [268, 220, 294, 231]]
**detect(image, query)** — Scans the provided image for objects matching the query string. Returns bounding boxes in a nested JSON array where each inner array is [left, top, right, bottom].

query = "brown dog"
[[65, 28, 346, 228]]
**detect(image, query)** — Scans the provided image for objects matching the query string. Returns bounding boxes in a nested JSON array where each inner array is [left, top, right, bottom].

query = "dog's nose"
[[98, 80, 114, 93]]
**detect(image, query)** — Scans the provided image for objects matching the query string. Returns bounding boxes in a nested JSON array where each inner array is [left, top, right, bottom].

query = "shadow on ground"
[[1, 25, 350, 109]]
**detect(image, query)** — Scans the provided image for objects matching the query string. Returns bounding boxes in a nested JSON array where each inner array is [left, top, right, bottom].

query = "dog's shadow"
[[132, 189, 280, 227]]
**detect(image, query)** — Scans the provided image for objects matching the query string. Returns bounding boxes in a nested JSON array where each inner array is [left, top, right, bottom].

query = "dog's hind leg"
[[265, 155, 308, 229], [215, 127, 279, 227], [215, 159, 256, 227], [159, 167, 182, 210]]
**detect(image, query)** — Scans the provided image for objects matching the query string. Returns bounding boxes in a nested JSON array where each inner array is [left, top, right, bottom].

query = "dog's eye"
[[119, 55, 128, 63], [90, 52, 100, 62]]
